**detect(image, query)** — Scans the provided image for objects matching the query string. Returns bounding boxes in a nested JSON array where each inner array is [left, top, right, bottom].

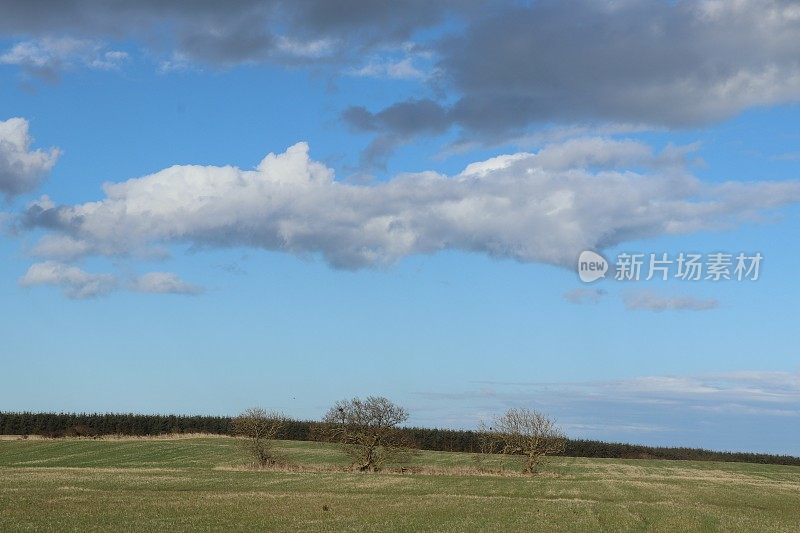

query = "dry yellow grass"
[[1, 436, 799, 531]]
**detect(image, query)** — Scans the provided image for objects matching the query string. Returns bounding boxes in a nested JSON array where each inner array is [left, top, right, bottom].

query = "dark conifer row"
[[2, 411, 797, 466]]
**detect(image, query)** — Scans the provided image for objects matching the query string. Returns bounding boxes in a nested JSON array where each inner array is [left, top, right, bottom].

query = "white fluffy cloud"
[[132, 272, 203, 295], [21, 139, 800, 270], [19, 261, 116, 299], [0, 118, 60, 197]]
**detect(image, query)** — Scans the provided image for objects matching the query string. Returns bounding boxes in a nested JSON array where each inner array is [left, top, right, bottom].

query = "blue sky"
[[1, 1, 799, 455]]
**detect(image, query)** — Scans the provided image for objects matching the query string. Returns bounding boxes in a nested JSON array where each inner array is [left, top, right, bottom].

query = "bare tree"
[[232, 407, 285, 467], [472, 427, 502, 471], [320, 396, 414, 472], [482, 408, 566, 474]]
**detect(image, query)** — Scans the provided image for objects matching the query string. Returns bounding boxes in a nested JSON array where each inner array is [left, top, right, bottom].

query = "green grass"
[[2, 437, 799, 531]]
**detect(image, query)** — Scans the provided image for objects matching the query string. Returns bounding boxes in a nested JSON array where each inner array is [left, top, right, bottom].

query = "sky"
[[1, 0, 799, 455]]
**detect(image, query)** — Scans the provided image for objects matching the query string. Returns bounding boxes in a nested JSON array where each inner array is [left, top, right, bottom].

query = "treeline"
[[0, 412, 233, 437], [2, 411, 798, 466], [560, 439, 800, 465]]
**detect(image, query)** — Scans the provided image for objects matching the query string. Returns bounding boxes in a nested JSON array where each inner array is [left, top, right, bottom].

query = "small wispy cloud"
[[563, 287, 607, 304], [348, 42, 431, 81], [19, 261, 116, 299], [350, 57, 424, 80], [622, 290, 719, 312], [274, 36, 334, 59], [157, 52, 194, 74], [19, 262, 202, 298], [770, 151, 800, 162], [131, 272, 203, 295], [0, 37, 128, 81]]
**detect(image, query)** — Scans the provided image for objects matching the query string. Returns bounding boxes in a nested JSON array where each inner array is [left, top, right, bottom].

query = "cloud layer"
[[0, 0, 475, 68], [0, 117, 60, 198], [415, 371, 800, 453], [20, 139, 800, 272], [6, 1, 800, 167]]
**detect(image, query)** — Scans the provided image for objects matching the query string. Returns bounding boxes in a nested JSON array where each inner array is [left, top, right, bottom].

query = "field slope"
[[1, 436, 799, 531]]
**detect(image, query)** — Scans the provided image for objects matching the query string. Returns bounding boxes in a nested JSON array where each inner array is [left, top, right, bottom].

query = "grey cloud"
[[354, 0, 800, 157], [0, 118, 60, 198], [284, 1, 476, 48], [343, 99, 451, 167], [623, 291, 720, 312], [19, 138, 800, 271], [343, 99, 450, 135], [0, 1, 269, 67], [6, 1, 800, 141], [9, 1, 800, 164], [0, 0, 478, 68]]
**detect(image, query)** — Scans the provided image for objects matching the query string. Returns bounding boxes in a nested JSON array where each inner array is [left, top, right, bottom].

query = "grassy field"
[[1, 436, 799, 531]]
